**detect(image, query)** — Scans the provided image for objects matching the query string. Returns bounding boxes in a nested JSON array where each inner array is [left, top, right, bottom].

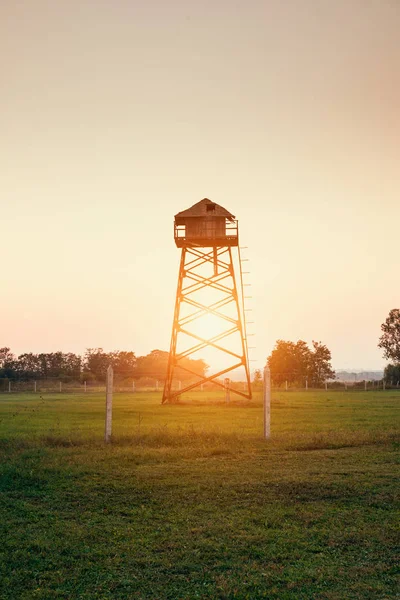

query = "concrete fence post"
[[34, 381, 37, 393], [263, 366, 271, 439], [105, 365, 113, 443], [224, 378, 230, 403], [8, 381, 11, 393], [285, 380, 288, 391]]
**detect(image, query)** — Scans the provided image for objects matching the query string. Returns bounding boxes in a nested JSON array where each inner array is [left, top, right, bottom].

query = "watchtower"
[[162, 198, 252, 403]]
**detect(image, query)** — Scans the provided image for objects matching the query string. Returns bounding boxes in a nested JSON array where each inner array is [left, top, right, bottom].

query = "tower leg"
[[162, 249, 186, 404], [163, 245, 252, 403]]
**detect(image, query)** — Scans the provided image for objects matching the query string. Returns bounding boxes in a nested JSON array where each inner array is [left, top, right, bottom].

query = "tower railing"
[[174, 219, 238, 247]]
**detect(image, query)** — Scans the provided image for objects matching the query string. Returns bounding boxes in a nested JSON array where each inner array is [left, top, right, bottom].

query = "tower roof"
[[175, 198, 235, 220]]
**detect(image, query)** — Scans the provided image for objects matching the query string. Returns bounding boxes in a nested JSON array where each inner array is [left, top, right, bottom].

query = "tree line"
[[0, 347, 207, 383], [2, 308, 399, 386], [1, 340, 336, 388]]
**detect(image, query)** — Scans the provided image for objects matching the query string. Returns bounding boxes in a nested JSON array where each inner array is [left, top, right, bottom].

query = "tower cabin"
[[174, 198, 238, 248]]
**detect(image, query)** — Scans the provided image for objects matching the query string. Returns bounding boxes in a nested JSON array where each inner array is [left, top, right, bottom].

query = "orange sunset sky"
[[1, 0, 399, 370]]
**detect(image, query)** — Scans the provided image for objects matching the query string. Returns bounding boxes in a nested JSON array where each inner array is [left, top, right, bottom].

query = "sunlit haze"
[[2, 0, 399, 371]]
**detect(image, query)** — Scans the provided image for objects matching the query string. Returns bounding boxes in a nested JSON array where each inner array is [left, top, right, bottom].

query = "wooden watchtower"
[[162, 198, 252, 403]]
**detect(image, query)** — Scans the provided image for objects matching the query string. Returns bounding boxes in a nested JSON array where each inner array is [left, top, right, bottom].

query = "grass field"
[[0, 390, 398, 599]]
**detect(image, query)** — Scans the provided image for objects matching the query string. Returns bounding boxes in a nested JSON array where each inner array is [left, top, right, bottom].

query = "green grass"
[[0, 390, 399, 599]]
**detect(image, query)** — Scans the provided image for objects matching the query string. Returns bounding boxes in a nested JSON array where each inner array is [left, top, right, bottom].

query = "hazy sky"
[[1, 0, 399, 370]]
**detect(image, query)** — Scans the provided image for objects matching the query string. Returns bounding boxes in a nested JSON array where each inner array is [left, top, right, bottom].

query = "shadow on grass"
[[0, 427, 398, 453], [281, 429, 399, 451]]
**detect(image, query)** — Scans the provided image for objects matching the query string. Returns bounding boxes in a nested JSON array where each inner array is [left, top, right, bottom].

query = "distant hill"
[[224, 369, 385, 383], [335, 370, 383, 382]]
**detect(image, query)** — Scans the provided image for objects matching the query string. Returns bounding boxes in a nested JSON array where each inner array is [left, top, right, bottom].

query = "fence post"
[[59, 381, 62, 393], [34, 381, 37, 393], [8, 381, 11, 393], [263, 366, 271, 439], [285, 380, 288, 391], [224, 378, 230, 403], [305, 377, 308, 391], [84, 380, 87, 392], [132, 381, 135, 393], [156, 380, 159, 391], [364, 380, 367, 391], [325, 381, 328, 391], [105, 365, 113, 443]]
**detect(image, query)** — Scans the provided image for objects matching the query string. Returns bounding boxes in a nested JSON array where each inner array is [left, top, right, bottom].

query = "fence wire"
[[0, 376, 398, 394]]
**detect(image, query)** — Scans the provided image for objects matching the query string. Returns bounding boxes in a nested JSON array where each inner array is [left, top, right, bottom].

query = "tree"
[[83, 349, 137, 381], [112, 351, 136, 378], [295, 340, 312, 378], [15, 353, 41, 380], [267, 340, 313, 386], [267, 339, 335, 387], [0, 347, 17, 380], [63, 353, 82, 379], [308, 341, 335, 386], [253, 369, 262, 388], [384, 364, 400, 385], [378, 309, 400, 363], [0, 347, 14, 368], [134, 350, 207, 383], [83, 348, 111, 382], [134, 350, 169, 381], [267, 340, 299, 386], [37, 352, 81, 379]]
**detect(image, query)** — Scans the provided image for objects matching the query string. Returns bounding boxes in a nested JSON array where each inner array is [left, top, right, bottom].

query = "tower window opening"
[[206, 203, 216, 212]]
